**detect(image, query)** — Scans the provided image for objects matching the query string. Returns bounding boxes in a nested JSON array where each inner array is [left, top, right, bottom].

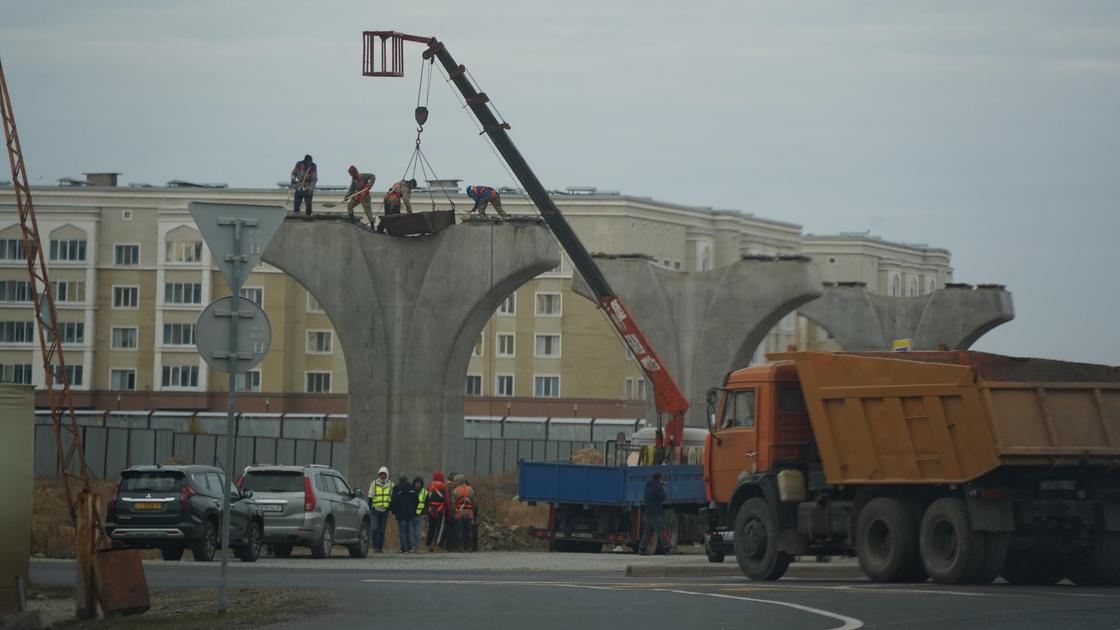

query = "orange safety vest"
[[426, 481, 447, 516], [453, 484, 475, 517]]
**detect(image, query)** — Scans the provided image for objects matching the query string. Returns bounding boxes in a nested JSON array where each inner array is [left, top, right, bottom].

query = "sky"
[[1, 1, 1118, 364]]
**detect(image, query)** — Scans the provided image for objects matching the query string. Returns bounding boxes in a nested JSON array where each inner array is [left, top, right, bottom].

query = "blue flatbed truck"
[[518, 460, 708, 552]]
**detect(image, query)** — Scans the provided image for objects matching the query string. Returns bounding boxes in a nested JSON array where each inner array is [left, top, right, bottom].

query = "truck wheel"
[[1066, 529, 1120, 586], [733, 498, 790, 581], [919, 498, 987, 584], [971, 532, 1008, 585], [705, 538, 726, 563], [1001, 547, 1064, 585], [856, 497, 920, 582]]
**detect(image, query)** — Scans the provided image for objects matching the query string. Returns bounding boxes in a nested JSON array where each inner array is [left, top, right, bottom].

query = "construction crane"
[[361, 32, 691, 448], [0, 54, 139, 619]]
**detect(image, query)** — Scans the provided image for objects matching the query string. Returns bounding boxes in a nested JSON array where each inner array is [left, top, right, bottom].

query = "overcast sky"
[[2, 1, 1118, 364]]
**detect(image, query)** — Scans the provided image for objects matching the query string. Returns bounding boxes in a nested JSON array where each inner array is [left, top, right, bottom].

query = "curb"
[[626, 562, 865, 580]]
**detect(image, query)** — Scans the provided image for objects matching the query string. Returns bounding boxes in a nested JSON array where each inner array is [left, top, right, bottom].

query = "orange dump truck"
[[701, 351, 1120, 585]]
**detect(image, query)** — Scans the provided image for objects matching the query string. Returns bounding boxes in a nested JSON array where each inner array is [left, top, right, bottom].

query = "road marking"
[[361, 579, 863, 630]]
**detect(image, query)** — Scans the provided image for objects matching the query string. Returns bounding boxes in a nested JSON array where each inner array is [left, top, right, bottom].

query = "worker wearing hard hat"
[[346, 165, 377, 226], [466, 185, 509, 219]]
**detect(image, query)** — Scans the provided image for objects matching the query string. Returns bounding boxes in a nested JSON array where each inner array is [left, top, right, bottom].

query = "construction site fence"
[[33, 411, 647, 481]]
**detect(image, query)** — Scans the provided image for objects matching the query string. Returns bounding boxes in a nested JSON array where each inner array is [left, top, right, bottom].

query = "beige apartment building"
[[0, 179, 952, 414]]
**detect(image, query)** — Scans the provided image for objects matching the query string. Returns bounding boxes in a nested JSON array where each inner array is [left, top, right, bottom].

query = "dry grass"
[[32, 478, 117, 558], [470, 472, 548, 529], [569, 447, 605, 465]]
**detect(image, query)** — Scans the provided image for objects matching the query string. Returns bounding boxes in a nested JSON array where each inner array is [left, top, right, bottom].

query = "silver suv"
[[239, 464, 370, 558]]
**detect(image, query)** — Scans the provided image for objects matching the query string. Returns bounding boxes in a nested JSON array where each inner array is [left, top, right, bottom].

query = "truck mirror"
[[705, 388, 719, 434]]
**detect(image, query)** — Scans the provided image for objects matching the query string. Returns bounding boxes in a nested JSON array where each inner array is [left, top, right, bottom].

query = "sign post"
[[189, 202, 282, 613]]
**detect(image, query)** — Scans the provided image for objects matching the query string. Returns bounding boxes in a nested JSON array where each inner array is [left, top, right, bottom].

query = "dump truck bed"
[[517, 461, 706, 507], [769, 351, 1120, 485]]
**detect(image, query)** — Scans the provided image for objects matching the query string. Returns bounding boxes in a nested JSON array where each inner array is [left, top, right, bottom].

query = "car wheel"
[[191, 521, 218, 562], [349, 519, 371, 558], [733, 497, 790, 581], [311, 521, 334, 559], [856, 497, 921, 583], [270, 544, 294, 558], [160, 546, 184, 561], [236, 522, 262, 563], [919, 498, 987, 584]]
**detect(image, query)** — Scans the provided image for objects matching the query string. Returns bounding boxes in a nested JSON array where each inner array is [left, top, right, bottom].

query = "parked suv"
[[239, 464, 370, 558], [105, 464, 264, 562]]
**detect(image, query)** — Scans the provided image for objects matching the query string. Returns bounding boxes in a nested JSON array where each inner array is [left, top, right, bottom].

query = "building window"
[[52, 281, 86, 303], [0, 321, 34, 343], [239, 287, 263, 307], [111, 326, 138, 349], [465, 374, 482, 397], [0, 238, 34, 261], [534, 375, 560, 398], [0, 363, 33, 384], [165, 240, 203, 263], [52, 364, 83, 386], [674, 261, 681, 270], [161, 364, 199, 388], [497, 333, 515, 357], [625, 377, 648, 400], [57, 322, 85, 344], [162, 323, 196, 346], [890, 275, 901, 297], [306, 330, 332, 354], [110, 368, 136, 391], [472, 334, 484, 357], [909, 277, 919, 297], [0, 280, 32, 303], [305, 372, 331, 393], [535, 292, 562, 317], [495, 374, 514, 397], [701, 245, 713, 272], [236, 370, 261, 392], [114, 244, 140, 266], [113, 286, 139, 309], [49, 239, 87, 262], [164, 282, 202, 305], [927, 277, 937, 294], [307, 293, 324, 313], [534, 334, 561, 358], [497, 293, 516, 315]]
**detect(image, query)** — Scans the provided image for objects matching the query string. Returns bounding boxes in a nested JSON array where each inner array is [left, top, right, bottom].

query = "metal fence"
[[33, 411, 647, 481]]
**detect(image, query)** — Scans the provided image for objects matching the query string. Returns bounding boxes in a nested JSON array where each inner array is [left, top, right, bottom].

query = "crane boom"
[[363, 32, 689, 446]]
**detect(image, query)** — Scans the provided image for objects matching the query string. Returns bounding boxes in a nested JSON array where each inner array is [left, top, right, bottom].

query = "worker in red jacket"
[[466, 185, 509, 219], [425, 471, 449, 551]]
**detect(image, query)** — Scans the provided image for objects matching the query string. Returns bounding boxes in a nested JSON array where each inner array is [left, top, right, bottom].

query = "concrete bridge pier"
[[574, 256, 822, 427], [263, 218, 559, 486], [798, 283, 1014, 351]]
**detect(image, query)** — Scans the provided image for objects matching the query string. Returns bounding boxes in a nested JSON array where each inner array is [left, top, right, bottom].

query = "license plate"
[[262, 504, 284, 513], [133, 502, 163, 510]]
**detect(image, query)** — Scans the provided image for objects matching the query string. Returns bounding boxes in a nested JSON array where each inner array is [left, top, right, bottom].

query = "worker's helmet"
[[348, 165, 358, 177]]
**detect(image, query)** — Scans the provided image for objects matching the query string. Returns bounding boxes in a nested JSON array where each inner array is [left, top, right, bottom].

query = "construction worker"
[[466, 185, 508, 218], [451, 473, 477, 552], [377, 178, 417, 234], [412, 476, 426, 552], [390, 474, 419, 553], [367, 466, 393, 553], [425, 471, 449, 551], [638, 472, 671, 555], [290, 154, 317, 216], [346, 165, 377, 225]]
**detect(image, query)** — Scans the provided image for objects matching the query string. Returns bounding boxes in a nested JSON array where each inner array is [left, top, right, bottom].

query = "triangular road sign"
[[189, 202, 285, 291]]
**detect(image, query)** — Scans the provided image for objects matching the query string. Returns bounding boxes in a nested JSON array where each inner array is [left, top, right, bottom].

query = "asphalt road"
[[32, 556, 1120, 630]]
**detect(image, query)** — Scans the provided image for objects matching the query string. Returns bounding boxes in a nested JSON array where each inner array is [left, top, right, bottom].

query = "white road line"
[[361, 579, 863, 630]]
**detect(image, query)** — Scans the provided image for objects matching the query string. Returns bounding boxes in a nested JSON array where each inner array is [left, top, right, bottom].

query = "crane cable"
[[399, 56, 456, 212]]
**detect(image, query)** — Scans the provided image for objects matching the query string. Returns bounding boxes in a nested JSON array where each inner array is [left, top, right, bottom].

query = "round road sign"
[[195, 296, 272, 373]]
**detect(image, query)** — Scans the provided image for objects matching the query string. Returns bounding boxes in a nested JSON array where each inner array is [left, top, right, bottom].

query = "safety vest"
[[468, 186, 495, 201], [416, 488, 428, 516], [453, 485, 475, 514], [426, 482, 447, 516], [369, 481, 393, 509]]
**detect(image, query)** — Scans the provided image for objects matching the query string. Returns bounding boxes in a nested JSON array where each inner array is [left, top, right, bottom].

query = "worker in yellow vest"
[[367, 466, 393, 553], [412, 476, 427, 552]]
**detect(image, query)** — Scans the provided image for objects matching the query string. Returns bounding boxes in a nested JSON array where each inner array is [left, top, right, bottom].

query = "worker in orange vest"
[[377, 178, 417, 234], [466, 185, 509, 219], [451, 474, 477, 552], [425, 471, 449, 552]]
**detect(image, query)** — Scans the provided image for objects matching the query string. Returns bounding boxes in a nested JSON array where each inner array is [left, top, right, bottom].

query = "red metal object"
[[94, 549, 150, 615], [362, 31, 432, 77]]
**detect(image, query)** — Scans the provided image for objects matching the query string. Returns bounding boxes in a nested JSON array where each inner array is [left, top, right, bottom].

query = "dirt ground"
[[27, 584, 335, 629]]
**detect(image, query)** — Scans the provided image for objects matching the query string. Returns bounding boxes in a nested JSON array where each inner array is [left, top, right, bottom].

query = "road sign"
[[188, 202, 284, 291], [195, 296, 271, 373]]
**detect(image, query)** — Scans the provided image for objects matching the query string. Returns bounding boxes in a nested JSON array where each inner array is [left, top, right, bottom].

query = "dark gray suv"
[[106, 464, 264, 562], [239, 464, 370, 558]]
